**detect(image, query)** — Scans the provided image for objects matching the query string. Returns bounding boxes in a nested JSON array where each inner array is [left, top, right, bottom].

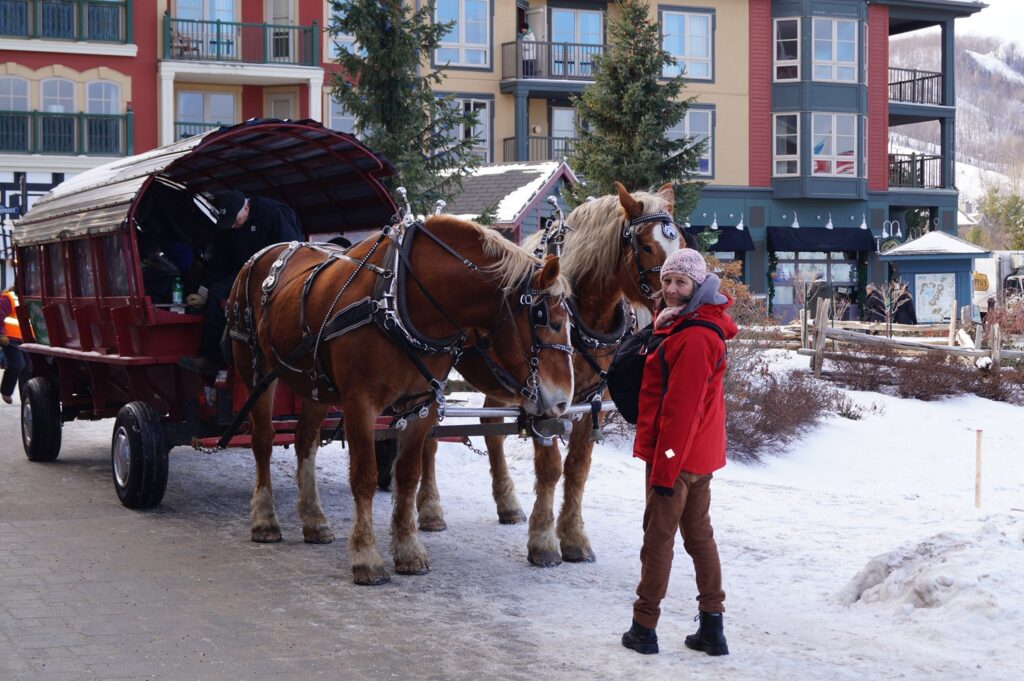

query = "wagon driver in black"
[[177, 190, 303, 375]]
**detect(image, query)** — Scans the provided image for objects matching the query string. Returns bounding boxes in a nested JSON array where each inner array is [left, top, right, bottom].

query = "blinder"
[[622, 210, 677, 298]]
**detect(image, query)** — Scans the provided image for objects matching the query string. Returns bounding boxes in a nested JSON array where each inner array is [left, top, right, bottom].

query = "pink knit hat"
[[660, 248, 707, 284]]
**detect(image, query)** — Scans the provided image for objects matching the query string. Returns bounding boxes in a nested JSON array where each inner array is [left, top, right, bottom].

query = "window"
[[812, 113, 857, 176], [100, 234, 130, 296], [667, 109, 713, 176], [70, 240, 95, 297], [551, 8, 603, 77], [328, 96, 356, 135], [330, 32, 364, 60], [21, 247, 41, 296], [435, 0, 489, 67], [86, 81, 122, 155], [772, 251, 856, 312], [46, 243, 67, 297], [0, 76, 30, 110], [41, 78, 76, 154], [176, 91, 235, 140], [773, 114, 799, 177], [812, 18, 857, 82], [774, 18, 799, 81], [662, 11, 712, 80], [456, 98, 490, 161]]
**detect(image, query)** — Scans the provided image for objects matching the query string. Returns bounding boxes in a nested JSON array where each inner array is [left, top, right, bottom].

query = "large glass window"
[[773, 114, 799, 177], [435, 0, 489, 67], [86, 81, 122, 155], [662, 11, 712, 80], [773, 251, 856, 312], [812, 18, 857, 82], [667, 109, 713, 176], [176, 91, 235, 139], [812, 113, 857, 176], [551, 8, 603, 77], [328, 96, 356, 135], [774, 18, 800, 81], [452, 97, 490, 162]]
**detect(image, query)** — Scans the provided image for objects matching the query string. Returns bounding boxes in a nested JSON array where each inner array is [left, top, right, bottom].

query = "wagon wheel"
[[111, 402, 169, 509], [21, 376, 62, 462], [375, 439, 397, 492]]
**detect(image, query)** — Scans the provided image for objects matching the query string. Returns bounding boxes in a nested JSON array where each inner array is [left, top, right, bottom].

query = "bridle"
[[621, 210, 679, 298]]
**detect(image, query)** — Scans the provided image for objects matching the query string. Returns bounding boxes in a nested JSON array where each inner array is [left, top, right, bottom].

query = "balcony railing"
[[501, 41, 605, 81], [888, 67, 944, 105], [163, 15, 319, 66], [0, 0, 130, 42], [888, 153, 942, 188], [0, 109, 132, 155], [503, 136, 577, 162], [174, 121, 228, 140]]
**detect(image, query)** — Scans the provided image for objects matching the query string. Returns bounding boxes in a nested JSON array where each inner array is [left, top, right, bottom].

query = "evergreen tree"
[[328, 1, 481, 215], [568, 0, 704, 216]]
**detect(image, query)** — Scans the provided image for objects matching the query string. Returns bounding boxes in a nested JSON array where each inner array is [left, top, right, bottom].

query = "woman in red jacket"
[[621, 248, 737, 656]]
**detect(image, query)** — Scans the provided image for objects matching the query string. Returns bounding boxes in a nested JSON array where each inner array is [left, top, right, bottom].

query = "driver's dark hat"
[[214, 191, 247, 229]]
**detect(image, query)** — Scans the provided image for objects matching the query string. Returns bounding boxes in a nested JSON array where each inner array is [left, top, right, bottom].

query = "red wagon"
[[12, 119, 398, 508]]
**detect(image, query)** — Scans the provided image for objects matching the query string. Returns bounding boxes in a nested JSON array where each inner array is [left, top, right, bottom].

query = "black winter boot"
[[684, 611, 729, 656], [621, 618, 659, 654]]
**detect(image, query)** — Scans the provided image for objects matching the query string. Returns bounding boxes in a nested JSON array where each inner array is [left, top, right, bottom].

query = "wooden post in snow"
[[975, 429, 983, 509], [811, 298, 829, 377], [947, 298, 958, 347], [991, 323, 1002, 371], [800, 307, 808, 349]]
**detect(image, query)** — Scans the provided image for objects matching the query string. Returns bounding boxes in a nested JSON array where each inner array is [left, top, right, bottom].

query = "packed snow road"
[[1, 354, 1021, 680]]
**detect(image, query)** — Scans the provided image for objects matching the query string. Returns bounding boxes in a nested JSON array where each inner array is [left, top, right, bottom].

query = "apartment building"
[[0, 0, 982, 315]]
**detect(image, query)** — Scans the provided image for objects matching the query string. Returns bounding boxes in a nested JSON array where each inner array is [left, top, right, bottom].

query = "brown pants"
[[632, 466, 724, 629]]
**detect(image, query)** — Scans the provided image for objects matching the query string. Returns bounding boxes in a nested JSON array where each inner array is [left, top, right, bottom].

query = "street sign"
[[0, 206, 21, 215]]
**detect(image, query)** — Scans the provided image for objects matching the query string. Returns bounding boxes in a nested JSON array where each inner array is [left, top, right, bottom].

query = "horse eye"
[[550, 322, 563, 333], [641, 245, 653, 254]]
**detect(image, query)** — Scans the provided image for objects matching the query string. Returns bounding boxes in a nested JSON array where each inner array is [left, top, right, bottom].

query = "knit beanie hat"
[[660, 248, 707, 284]]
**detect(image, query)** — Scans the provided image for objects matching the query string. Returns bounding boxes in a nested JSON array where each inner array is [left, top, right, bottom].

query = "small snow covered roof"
[[446, 161, 576, 223], [880, 230, 990, 259], [958, 210, 979, 227]]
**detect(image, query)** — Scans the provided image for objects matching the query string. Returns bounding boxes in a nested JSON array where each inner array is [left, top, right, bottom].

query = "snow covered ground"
[[20, 350, 1023, 679]]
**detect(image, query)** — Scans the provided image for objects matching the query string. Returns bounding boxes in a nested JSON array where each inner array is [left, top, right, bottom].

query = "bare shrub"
[[894, 353, 972, 401], [828, 347, 900, 393]]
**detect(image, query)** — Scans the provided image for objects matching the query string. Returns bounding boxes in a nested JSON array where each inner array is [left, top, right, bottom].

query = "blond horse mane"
[[425, 215, 571, 298], [523, 189, 672, 288]]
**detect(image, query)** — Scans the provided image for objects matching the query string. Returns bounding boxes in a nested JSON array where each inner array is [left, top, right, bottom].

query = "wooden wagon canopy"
[[13, 119, 397, 247]]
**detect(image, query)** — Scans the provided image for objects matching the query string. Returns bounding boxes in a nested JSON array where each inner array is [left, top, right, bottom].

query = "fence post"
[[975, 429, 983, 509], [812, 298, 829, 377], [800, 307, 808, 349], [990, 323, 1002, 371], [947, 298, 958, 346]]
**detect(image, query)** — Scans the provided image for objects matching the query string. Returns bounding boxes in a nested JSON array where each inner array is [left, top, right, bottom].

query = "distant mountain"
[[888, 33, 1024, 198]]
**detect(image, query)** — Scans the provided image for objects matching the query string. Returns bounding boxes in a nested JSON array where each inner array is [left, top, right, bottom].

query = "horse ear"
[[615, 181, 642, 219], [655, 182, 675, 208], [534, 254, 561, 290]]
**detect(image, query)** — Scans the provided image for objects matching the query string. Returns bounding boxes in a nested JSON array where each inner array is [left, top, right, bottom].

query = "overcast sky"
[[955, 0, 1024, 46]]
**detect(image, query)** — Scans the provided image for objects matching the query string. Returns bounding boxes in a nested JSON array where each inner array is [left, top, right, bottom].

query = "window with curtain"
[[661, 10, 712, 80], [667, 109, 713, 176], [812, 18, 857, 82], [435, 0, 489, 67], [773, 114, 799, 176], [812, 113, 857, 176], [774, 18, 800, 81]]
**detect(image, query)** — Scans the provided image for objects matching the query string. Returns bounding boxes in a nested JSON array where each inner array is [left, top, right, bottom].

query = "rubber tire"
[[111, 402, 169, 509], [375, 439, 397, 492], [21, 376, 62, 462]]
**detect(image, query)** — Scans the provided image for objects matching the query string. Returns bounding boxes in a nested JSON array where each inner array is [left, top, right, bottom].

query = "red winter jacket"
[[633, 296, 738, 487]]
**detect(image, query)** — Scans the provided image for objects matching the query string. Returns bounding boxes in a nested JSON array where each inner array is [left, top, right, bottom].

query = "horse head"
[[614, 181, 682, 307], [425, 216, 575, 418]]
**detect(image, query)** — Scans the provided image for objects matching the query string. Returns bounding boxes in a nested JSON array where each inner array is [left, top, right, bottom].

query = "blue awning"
[[767, 226, 876, 253], [686, 225, 755, 252]]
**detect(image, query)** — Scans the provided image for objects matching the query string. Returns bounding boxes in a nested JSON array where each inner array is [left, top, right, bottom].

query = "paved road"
[[0, 401, 616, 681]]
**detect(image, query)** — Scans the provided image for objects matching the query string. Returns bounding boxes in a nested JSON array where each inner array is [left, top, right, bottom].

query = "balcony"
[[174, 120, 227, 141], [163, 15, 319, 66], [888, 67, 943, 105], [0, 109, 132, 155], [503, 136, 577, 163], [501, 41, 605, 81], [0, 0, 129, 42], [888, 153, 942, 189]]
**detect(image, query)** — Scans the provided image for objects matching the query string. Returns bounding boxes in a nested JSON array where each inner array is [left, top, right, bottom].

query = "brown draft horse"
[[416, 182, 681, 566], [226, 214, 574, 584]]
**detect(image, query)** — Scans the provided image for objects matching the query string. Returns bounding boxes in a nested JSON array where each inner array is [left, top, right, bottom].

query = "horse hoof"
[[352, 566, 391, 586], [302, 527, 335, 544], [251, 527, 282, 543], [418, 519, 447, 532], [498, 509, 527, 525], [395, 560, 430, 576], [528, 549, 562, 568], [561, 545, 596, 563]]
